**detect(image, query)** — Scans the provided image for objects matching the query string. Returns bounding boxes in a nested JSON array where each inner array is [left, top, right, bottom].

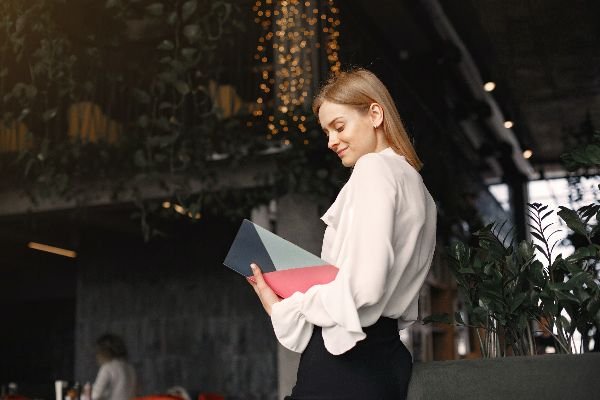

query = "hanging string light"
[[252, 0, 340, 141]]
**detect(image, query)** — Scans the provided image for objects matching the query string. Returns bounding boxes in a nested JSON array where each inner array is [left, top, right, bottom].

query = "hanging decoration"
[[252, 0, 340, 143]]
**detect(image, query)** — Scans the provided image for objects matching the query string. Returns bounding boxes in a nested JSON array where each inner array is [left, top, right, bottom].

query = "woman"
[[248, 68, 437, 399], [91, 333, 137, 400]]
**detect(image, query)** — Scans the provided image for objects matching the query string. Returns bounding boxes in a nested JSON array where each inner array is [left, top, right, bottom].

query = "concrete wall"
[[270, 194, 329, 400], [73, 216, 278, 400]]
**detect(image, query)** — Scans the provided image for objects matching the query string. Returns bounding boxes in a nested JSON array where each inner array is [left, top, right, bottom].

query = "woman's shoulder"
[[105, 358, 133, 371], [352, 148, 417, 184]]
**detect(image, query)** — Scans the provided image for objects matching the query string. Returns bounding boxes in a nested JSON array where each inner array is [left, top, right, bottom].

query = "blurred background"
[[0, 0, 598, 399]]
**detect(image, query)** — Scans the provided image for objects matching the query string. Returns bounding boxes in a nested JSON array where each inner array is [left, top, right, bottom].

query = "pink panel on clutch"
[[248, 265, 339, 298]]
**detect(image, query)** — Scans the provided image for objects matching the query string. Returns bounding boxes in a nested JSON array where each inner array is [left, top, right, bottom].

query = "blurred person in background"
[[90, 333, 137, 400]]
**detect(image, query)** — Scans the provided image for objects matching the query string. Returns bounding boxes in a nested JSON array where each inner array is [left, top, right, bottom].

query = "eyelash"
[[323, 125, 344, 137]]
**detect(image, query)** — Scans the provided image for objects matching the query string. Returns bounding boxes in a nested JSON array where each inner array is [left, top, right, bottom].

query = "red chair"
[[198, 394, 224, 400], [4, 396, 30, 400]]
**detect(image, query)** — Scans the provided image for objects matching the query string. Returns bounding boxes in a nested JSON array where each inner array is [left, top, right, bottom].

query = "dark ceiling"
[[349, 0, 599, 177], [444, 0, 600, 174]]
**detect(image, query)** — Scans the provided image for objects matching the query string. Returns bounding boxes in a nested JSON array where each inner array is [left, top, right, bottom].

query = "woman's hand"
[[247, 263, 281, 316]]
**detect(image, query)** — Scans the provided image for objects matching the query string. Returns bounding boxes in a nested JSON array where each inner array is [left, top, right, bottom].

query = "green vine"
[[0, 0, 343, 239]]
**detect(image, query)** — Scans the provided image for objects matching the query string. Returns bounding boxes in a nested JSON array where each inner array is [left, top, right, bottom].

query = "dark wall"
[[74, 215, 278, 400], [0, 298, 75, 398], [0, 222, 77, 399]]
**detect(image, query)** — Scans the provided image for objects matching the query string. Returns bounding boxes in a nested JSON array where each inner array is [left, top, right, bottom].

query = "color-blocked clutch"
[[223, 219, 338, 298]]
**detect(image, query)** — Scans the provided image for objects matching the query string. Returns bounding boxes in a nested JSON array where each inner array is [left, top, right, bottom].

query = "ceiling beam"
[[418, 0, 536, 179]]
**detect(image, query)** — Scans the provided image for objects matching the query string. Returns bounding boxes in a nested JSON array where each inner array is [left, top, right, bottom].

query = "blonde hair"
[[312, 68, 423, 171]]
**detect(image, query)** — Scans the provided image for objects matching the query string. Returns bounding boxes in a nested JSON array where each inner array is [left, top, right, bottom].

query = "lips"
[[336, 147, 348, 157]]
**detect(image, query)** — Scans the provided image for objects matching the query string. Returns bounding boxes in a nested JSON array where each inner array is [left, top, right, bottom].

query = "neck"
[[374, 131, 390, 152]]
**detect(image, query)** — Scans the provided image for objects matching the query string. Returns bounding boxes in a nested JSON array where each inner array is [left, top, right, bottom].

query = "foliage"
[[424, 130, 600, 357], [562, 140, 600, 172], [425, 202, 600, 357], [431, 218, 540, 357], [561, 115, 600, 172], [1, 0, 243, 189], [0, 0, 342, 239]]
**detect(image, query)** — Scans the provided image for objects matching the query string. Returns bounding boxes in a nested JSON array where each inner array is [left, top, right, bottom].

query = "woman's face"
[[318, 100, 386, 167]]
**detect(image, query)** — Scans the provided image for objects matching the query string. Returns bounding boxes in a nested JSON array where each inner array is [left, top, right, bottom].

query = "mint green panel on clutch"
[[253, 223, 327, 270]]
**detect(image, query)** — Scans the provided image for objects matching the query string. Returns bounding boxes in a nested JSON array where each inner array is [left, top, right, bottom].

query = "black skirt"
[[285, 317, 413, 400]]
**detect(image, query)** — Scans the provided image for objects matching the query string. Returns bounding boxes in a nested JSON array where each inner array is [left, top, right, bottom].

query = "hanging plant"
[[0, 0, 346, 239]]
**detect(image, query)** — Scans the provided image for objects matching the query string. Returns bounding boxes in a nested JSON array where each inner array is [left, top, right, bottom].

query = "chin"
[[341, 158, 355, 167]]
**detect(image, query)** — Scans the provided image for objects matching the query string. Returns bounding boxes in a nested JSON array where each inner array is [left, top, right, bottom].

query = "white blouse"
[[270, 147, 437, 355], [92, 359, 136, 400]]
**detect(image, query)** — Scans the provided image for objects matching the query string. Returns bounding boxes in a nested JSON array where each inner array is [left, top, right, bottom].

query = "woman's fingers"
[[248, 263, 280, 315], [247, 277, 258, 290], [247, 265, 265, 297], [250, 263, 266, 286]]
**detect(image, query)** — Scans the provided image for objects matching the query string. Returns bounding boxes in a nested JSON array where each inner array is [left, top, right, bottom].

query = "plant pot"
[[407, 353, 600, 400]]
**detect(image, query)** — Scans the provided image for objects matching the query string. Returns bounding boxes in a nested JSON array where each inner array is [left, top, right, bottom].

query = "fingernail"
[[250, 263, 257, 270]]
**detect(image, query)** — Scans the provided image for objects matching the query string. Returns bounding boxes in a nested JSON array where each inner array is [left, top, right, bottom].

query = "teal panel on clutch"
[[253, 222, 327, 270]]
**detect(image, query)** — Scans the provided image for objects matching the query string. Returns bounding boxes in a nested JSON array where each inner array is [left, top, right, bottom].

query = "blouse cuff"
[[322, 324, 366, 355], [271, 292, 314, 353]]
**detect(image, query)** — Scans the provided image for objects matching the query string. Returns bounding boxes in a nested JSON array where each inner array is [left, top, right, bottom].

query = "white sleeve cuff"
[[270, 292, 314, 353], [322, 324, 366, 355]]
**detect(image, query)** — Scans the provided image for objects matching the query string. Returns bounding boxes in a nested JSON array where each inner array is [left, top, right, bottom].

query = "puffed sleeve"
[[270, 153, 398, 355]]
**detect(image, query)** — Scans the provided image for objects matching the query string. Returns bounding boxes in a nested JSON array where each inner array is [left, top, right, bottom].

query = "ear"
[[368, 103, 384, 129]]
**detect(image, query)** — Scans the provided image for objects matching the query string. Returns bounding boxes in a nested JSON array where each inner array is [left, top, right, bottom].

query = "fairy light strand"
[[252, 0, 340, 140]]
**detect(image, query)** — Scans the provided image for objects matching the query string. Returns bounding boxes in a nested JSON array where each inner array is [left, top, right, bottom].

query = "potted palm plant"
[[409, 135, 600, 399], [425, 132, 600, 356]]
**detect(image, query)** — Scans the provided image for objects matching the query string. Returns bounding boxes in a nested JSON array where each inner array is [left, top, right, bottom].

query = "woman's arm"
[[270, 153, 399, 355], [91, 364, 111, 400]]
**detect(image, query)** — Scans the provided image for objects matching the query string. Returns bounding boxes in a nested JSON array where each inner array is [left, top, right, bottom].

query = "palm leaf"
[[502, 226, 515, 247], [534, 244, 549, 260], [530, 231, 547, 245], [542, 222, 557, 234], [547, 229, 562, 241], [541, 209, 554, 221], [528, 223, 543, 236], [528, 212, 541, 224]]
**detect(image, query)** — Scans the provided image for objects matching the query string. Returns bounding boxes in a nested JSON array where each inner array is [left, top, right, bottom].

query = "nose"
[[327, 131, 339, 151]]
